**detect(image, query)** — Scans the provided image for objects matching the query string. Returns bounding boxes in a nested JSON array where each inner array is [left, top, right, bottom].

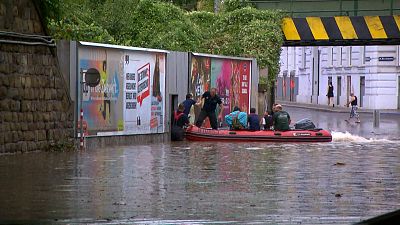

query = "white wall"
[[279, 45, 400, 109]]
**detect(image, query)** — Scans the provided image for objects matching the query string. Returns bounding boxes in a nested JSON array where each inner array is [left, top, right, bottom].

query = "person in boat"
[[195, 88, 223, 130], [247, 108, 260, 131], [345, 93, 361, 123], [182, 93, 197, 116], [262, 110, 273, 130], [225, 106, 247, 130], [171, 103, 190, 141], [272, 104, 291, 131]]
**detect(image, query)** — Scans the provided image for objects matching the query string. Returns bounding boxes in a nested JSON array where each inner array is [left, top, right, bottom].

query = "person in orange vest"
[[171, 103, 190, 141]]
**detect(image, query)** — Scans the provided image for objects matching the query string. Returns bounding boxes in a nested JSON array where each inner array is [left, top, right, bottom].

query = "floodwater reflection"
[[0, 138, 400, 224]]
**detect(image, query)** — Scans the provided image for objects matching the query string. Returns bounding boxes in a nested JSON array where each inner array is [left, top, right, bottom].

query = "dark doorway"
[[360, 76, 365, 107], [170, 95, 178, 132], [337, 76, 342, 106]]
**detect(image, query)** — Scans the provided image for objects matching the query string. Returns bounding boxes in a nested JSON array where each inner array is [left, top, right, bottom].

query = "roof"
[[192, 52, 254, 61], [79, 41, 169, 53]]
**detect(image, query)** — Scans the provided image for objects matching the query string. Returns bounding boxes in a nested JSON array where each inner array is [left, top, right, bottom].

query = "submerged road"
[[0, 107, 399, 225]]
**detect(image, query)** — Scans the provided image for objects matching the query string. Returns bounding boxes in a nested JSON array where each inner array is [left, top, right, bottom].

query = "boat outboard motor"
[[294, 118, 316, 130]]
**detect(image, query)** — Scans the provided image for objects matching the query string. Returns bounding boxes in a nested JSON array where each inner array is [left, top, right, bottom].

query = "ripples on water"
[[0, 133, 399, 225]]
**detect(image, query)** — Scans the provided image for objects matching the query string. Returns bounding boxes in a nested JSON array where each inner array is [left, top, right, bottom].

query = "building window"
[[301, 47, 306, 69], [286, 47, 289, 71], [348, 46, 352, 67], [397, 46, 400, 66], [328, 47, 333, 67], [360, 46, 366, 66], [293, 47, 296, 69], [340, 47, 343, 67]]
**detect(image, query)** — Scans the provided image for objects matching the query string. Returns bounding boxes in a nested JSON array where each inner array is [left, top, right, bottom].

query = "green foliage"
[[203, 7, 284, 85], [160, 0, 197, 11], [125, 0, 202, 51], [47, 18, 116, 44], [43, 0, 284, 86], [220, 0, 254, 13], [35, 0, 61, 22], [196, 0, 214, 12]]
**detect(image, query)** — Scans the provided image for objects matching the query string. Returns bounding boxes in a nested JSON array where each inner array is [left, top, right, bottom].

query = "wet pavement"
[[0, 107, 399, 225]]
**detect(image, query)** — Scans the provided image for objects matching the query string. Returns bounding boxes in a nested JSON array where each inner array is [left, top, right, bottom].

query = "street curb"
[[278, 102, 400, 115]]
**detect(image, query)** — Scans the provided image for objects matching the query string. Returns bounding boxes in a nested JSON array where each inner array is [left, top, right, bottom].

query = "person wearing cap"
[[272, 104, 291, 131], [225, 106, 247, 130]]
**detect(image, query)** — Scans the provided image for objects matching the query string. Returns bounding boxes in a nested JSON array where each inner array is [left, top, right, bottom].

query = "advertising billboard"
[[189, 54, 252, 126], [78, 43, 166, 136]]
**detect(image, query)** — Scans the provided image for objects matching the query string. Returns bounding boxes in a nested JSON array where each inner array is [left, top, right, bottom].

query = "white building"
[[278, 46, 400, 109]]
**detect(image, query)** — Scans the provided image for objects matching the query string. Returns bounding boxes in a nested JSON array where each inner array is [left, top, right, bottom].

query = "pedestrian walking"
[[345, 93, 360, 123], [326, 82, 334, 107]]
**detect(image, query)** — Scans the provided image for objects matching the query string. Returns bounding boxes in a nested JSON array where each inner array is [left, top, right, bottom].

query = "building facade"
[[278, 45, 400, 109]]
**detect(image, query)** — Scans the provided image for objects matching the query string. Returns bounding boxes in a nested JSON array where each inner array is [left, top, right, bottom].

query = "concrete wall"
[[165, 51, 189, 132], [0, 0, 74, 153], [251, 58, 259, 112], [85, 133, 169, 150]]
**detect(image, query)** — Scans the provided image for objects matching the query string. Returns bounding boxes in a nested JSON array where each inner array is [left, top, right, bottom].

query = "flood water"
[[1, 137, 400, 224], [0, 107, 399, 224]]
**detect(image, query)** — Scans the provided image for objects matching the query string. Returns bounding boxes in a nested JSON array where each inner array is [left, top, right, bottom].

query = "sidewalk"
[[277, 100, 400, 115]]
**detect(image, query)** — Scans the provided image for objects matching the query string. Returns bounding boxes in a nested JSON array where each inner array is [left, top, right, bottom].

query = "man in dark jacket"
[[182, 93, 196, 116], [247, 108, 260, 131], [195, 88, 223, 130]]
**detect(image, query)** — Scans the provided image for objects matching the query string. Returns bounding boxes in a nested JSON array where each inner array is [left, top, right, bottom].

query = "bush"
[[42, 0, 284, 85]]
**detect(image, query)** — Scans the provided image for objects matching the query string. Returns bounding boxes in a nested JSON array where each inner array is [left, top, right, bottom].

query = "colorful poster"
[[78, 45, 165, 136], [79, 48, 123, 135], [190, 55, 251, 126]]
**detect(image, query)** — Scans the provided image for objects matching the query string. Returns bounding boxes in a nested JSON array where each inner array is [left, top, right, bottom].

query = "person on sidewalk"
[[195, 88, 223, 130], [273, 104, 291, 131], [326, 82, 334, 107], [345, 93, 361, 123], [247, 108, 260, 131]]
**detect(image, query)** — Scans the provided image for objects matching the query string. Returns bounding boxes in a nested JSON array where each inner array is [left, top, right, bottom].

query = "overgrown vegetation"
[[40, 0, 284, 87]]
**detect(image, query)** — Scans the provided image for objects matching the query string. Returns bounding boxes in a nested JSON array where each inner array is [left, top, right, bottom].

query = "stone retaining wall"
[[0, 0, 74, 153]]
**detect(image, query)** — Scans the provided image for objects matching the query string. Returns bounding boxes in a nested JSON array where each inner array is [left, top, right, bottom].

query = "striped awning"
[[282, 16, 400, 46]]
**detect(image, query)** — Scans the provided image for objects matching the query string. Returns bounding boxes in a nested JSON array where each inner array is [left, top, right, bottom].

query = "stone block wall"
[[0, 0, 74, 153]]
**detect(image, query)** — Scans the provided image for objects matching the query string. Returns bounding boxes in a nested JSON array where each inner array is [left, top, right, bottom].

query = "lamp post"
[[79, 68, 100, 150]]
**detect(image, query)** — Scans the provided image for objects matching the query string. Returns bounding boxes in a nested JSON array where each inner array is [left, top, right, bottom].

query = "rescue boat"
[[185, 125, 332, 143]]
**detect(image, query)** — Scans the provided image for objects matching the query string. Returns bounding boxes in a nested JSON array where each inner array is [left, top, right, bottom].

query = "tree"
[[42, 0, 284, 109]]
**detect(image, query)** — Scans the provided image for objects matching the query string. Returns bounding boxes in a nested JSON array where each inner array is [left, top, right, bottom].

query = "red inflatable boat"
[[185, 126, 332, 142]]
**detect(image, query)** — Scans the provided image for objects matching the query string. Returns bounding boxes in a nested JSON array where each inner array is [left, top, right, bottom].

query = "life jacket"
[[174, 111, 184, 123], [172, 111, 185, 141]]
